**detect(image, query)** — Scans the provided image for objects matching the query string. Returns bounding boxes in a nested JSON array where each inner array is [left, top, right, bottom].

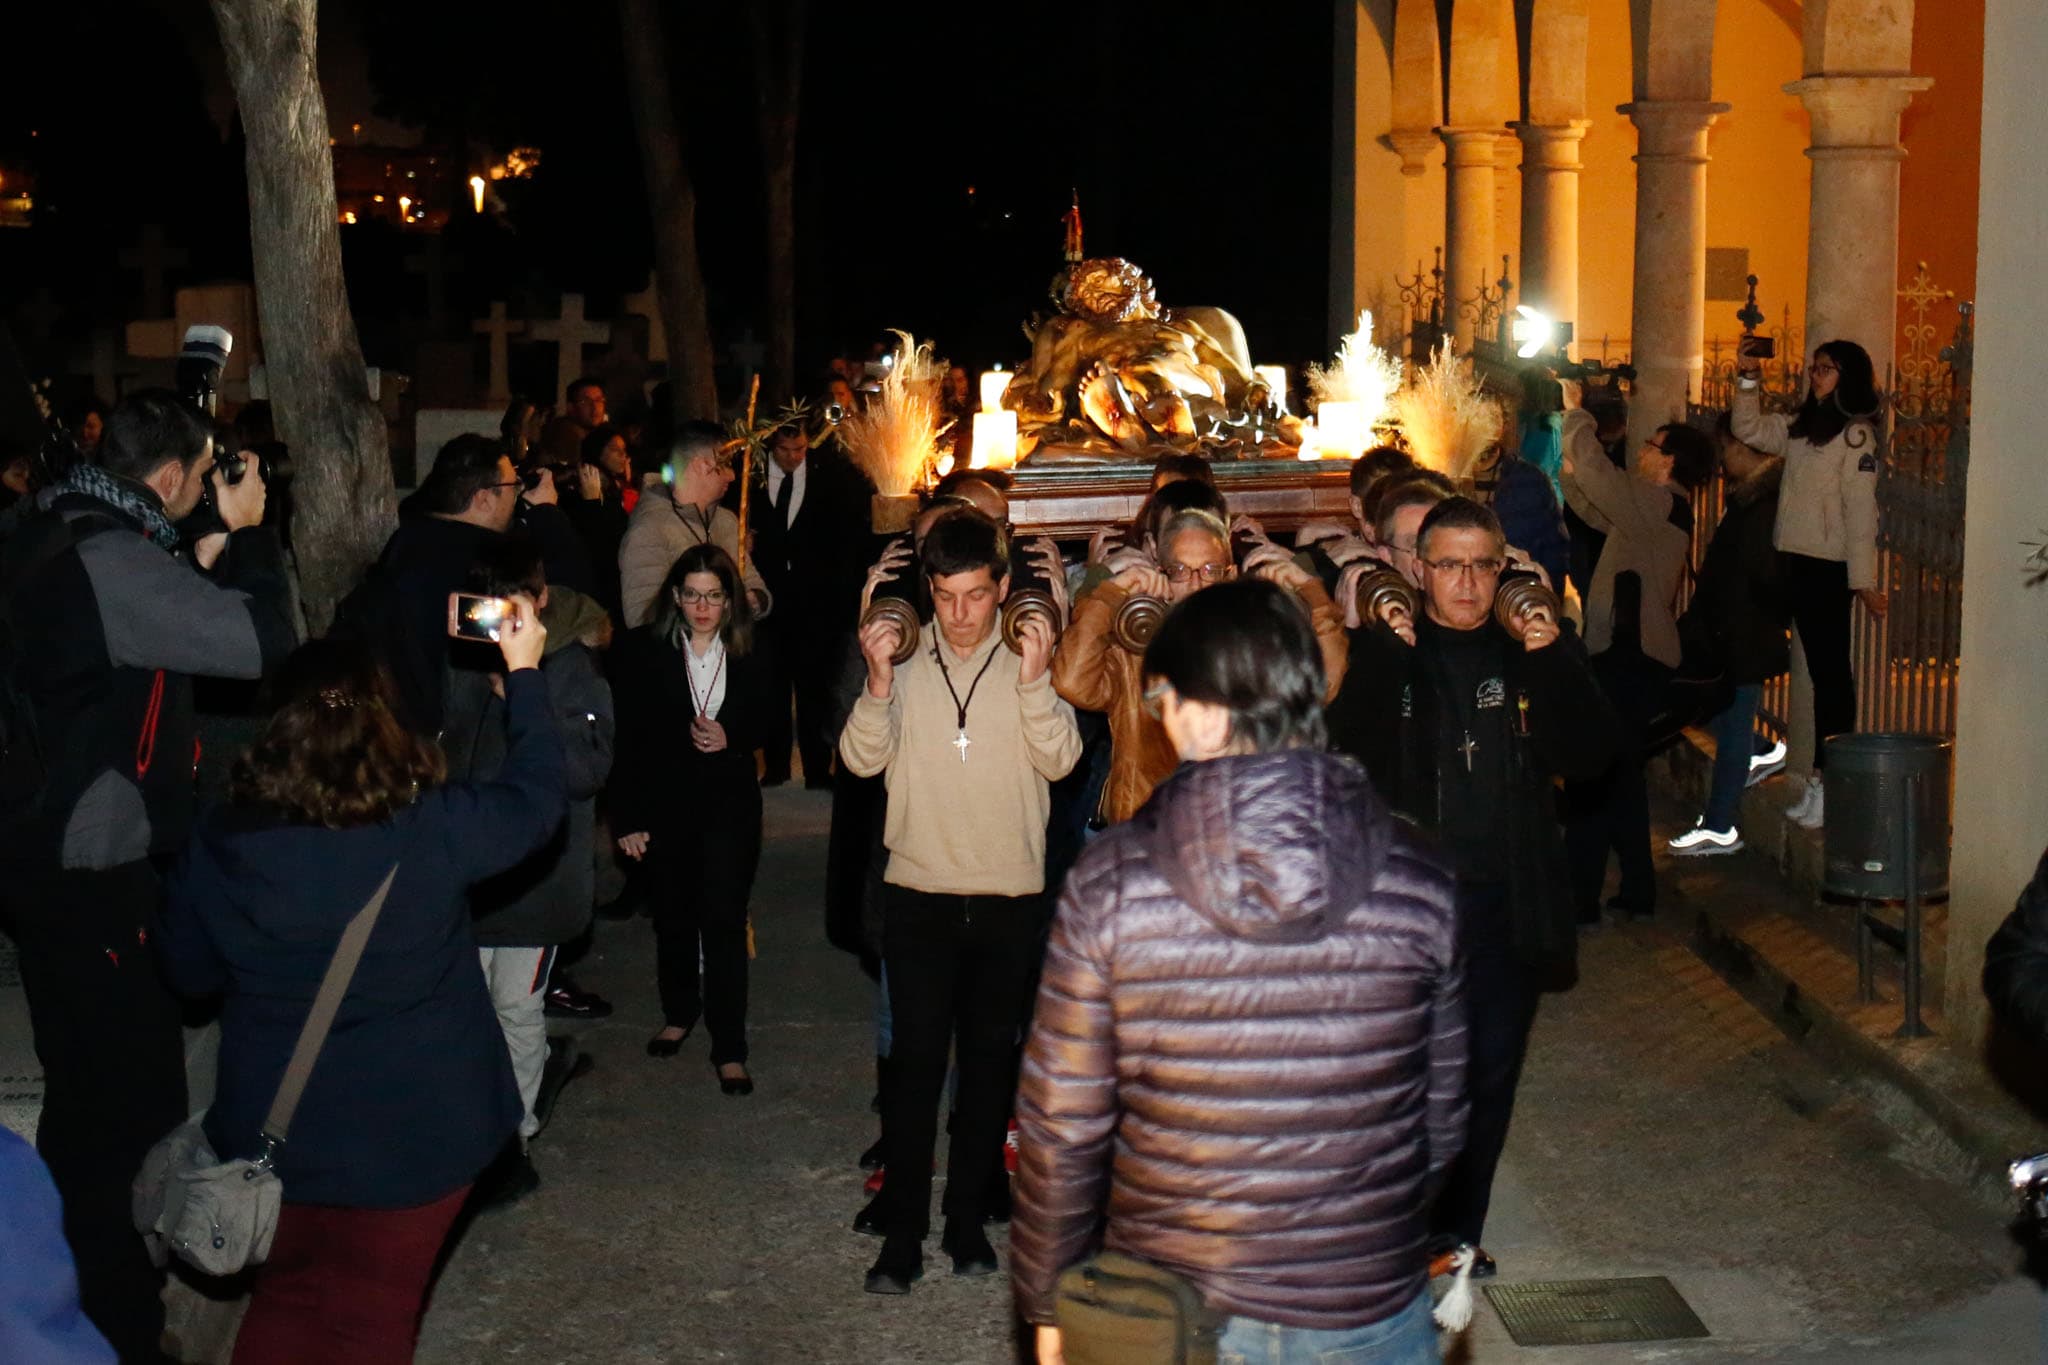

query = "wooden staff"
[[735, 372, 761, 578]]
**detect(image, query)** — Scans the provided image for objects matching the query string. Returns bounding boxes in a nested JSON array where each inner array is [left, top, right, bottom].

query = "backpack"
[[0, 508, 121, 814]]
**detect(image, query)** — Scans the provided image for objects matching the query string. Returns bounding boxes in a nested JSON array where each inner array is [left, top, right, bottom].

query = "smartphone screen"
[[448, 592, 512, 642]]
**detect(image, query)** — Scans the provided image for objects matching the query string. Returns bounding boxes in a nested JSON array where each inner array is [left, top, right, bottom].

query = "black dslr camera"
[[175, 325, 294, 542]]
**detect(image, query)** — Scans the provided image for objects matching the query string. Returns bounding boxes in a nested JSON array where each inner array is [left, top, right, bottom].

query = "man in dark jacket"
[[1014, 581, 1465, 1360], [443, 537, 615, 1197], [750, 422, 878, 786], [0, 391, 293, 1360], [1668, 424, 1787, 856], [1327, 497, 1616, 1275], [338, 434, 593, 738]]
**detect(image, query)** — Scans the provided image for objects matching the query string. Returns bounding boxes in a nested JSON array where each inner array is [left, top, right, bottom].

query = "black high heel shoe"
[[714, 1061, 754, 1096], [646, 1024, 693, 1059]]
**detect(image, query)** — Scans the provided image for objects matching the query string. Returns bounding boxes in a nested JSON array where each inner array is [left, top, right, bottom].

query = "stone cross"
[[471, 301, 525, 404], [404, 237, 466, 329], [726, 326, 766, 379], [527, 293, 612, 406], [71, 329, 138, 404], [622, 276, 666, 363], [118, 225, 190, 318]]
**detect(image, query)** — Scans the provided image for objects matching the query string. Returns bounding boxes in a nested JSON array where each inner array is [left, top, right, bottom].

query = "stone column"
[[1389, 129, 1440, 179], [1947, 1, 2046, 1046], [1620, 100, 1729, 451], [1513, 120, 1591, 344], [1789, 75, 1933, 382], [1438, 127, 1502, 349]]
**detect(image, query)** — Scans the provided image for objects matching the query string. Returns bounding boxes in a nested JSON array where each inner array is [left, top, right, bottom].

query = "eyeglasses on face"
[[1809, 360, 1839, 375], [1140, 680, 1172, 720], [1162, 562, 1232, 584], [677, 588, 729, 605], [1422, 557, 1505, 579]]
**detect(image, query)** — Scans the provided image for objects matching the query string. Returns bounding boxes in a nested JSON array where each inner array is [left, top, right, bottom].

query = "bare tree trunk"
[[210, 0, 394, 631], [750, 1, 803, 408], [619, 0, 719, 423]]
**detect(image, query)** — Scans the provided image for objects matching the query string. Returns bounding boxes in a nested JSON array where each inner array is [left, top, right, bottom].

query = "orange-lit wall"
[[1573, 0, 1810, 359], [1897, 0, 1983, 358]]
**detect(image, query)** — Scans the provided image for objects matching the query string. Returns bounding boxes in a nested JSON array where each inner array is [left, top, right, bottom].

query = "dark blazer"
[[609, 625, 771, 838], [748, 449, 878, 635], [1986, 846, 2048, 1049], [156, 670, 565, 1209], [1328, 616, 1617, 980]]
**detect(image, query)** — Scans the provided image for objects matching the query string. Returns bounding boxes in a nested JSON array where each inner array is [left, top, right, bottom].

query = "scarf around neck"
[[61, 462, 180, 548]]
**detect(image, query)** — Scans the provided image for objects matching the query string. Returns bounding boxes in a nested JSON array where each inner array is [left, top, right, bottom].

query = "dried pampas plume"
[[837, 330, 953, 496], [1392, 342, 1502, 478], [1307, 311, 1402, 428]]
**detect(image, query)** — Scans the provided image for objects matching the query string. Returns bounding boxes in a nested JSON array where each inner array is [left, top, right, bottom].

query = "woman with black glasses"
[[611, 544, 767, 1095]]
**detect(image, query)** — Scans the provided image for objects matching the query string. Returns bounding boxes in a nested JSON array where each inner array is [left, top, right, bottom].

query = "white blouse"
[[685, 637, 727, 720]]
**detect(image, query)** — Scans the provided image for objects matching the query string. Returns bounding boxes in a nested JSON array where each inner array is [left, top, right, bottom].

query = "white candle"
[[1315, 401, 1370, 458], [979, 369, 1009, 414], [971, 410, 1019, 469]]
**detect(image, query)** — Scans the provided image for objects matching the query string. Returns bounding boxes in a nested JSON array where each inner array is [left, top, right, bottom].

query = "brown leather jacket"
[[1010, 751, 1467, 1331], [1050, 576, 1350, 825]]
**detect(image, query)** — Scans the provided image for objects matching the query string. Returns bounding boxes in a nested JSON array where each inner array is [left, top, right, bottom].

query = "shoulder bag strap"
[[258, 863, 400, 1152]]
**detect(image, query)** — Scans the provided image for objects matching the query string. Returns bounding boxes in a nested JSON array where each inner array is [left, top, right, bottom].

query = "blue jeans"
[[1217, 1288, 1438, 1364], [1704, 684, 1763, 832]]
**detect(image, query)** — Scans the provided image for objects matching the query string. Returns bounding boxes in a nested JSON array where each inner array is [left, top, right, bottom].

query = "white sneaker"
[[1784, 775, 1818, 825], [1669, 821, 1744, 856], [1787, 776, 1826, 830], [1747, 740, 1788, 787]]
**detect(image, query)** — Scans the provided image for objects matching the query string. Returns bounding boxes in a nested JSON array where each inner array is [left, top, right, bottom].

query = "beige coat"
[[1559, 408, 1690, 667], [1729, 382, 1882, 590], [615, 493, 772, 628], [839, 621, 1081, 897]]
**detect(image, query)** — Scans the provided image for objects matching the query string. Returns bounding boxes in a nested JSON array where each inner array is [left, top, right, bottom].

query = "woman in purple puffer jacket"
[[1012, 578, 1467, 1365]]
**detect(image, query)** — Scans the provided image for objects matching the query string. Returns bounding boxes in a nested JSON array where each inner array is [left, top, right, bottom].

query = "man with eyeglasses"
[[337, 433, 594, 737], [1051, 506, 1346, 825], [1328, 496, 1615, 1278], [618, 420, 772, 631]]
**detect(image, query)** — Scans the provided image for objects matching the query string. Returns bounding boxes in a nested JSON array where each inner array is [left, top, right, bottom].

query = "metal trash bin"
[[1822, 732, 1950, 1039], [1822, 733, 1951, 902]]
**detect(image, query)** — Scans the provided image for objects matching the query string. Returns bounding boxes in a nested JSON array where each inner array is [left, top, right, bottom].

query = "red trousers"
[[231, 1184, 470, 1365]]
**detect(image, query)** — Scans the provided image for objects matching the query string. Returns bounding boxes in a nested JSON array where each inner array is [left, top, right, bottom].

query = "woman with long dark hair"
[[1014, 579, 1462, 1365], [1732, 337, 1886, 829], [156, 618, 563, 1365], [611, 543, 767, 1094]]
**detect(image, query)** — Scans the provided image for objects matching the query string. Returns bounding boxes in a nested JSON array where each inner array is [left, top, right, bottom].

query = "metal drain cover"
[[1484, 1276, 1710, 1347]]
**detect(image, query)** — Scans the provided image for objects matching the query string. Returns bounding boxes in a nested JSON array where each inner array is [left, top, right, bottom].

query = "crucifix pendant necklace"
[[1458, 730, 1478, 772], [933, 637, 1001, 764]]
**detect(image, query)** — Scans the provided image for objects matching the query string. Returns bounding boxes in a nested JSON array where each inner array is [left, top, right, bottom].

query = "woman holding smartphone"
[[1731, 338, 1886, 830], [611, 544, 766, 1094]]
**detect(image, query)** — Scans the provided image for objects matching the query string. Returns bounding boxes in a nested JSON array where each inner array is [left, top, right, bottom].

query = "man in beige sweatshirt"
[[616, 421, 772, 629], [839, 511, 1080, 1296]]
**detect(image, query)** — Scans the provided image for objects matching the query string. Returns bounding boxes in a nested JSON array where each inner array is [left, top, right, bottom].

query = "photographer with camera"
[[338, 434, 594, 738], [1327, 497, 1615, 1278], [1556, 375, 1715, 922], [0, 389, 293, 1360]]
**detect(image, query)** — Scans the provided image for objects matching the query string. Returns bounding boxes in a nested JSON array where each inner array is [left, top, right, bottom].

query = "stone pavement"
[[411, 788, 2043, 1364], [3, 787, 2041, 1362]]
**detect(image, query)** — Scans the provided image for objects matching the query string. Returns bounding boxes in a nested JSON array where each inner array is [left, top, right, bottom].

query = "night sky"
[[0, 1, 1334, 410]]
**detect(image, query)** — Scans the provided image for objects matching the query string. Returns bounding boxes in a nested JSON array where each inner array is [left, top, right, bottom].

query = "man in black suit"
[[753, 422, 878, 786]]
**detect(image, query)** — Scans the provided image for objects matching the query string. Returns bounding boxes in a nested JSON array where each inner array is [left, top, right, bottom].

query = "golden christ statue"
[[1002, 258, 1275, 460]]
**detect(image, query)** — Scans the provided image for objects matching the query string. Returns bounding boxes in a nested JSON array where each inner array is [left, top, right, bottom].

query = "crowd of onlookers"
[[0, 332, 1892, 1363]]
